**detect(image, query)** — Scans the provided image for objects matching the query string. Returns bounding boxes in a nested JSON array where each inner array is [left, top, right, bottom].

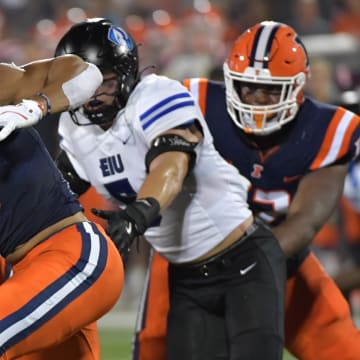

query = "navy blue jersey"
[[183, 78, 360, 267], [184, 78, 360, 223], [0, 128, 82, 257]]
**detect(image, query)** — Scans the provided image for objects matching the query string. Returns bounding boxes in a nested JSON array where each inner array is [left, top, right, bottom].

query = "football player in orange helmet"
[[224, 20, 310, 135], [133, 21, 360, 360]]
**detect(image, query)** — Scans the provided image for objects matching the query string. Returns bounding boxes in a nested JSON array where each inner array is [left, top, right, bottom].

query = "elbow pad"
[[62, 63, 103, 109]]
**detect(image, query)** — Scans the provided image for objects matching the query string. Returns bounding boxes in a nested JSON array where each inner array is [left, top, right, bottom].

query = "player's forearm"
[[272, 213, 320, 257], [274, 165, 347, 257], [0, 56, 103, 141], [273, 192, 340, 257], [8, 55, 102, 116], [137, 152, 189, 210], [30, 58, 102, 115], [36, 56, 85, 111]]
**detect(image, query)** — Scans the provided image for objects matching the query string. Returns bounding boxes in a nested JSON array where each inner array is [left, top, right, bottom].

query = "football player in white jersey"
[[53, 18, 286, 359]]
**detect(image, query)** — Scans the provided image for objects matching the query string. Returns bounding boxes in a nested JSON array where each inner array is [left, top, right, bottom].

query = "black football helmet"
[[55, 18, 139, 126]]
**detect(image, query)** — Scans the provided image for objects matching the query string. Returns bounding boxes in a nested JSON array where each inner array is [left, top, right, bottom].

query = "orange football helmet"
[[224, 21, 310, 135]]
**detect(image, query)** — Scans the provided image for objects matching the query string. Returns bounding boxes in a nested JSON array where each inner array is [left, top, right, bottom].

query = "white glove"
[[0, 99, 44, 141]]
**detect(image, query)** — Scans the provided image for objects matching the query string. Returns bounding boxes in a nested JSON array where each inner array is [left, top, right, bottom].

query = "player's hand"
[[92, 198, 160, 263], [91, 208, 139, 263], [0, 99, 44, 141]]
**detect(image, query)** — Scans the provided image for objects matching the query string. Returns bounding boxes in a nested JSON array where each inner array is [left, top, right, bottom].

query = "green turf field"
[[100, 328, 133, 360], [99, 328, 297, 359]]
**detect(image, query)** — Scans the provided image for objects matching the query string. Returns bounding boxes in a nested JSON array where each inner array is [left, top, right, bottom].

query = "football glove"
[[0, 99, 44, 141], [92, 198, 160, 263]]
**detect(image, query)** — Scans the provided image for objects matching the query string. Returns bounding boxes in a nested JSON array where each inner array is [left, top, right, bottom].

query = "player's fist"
[[91, 198, 160, 263], [91, 208, 138, 263], [0, 99, 44, 141]]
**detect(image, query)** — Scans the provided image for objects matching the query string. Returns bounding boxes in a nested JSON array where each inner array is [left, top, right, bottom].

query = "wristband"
[[36, 92, 52, 114], [125, 197, 160, 234]]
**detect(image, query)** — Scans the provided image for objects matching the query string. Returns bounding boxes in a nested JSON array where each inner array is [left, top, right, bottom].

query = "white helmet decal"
[[108, 25, 133, 50]]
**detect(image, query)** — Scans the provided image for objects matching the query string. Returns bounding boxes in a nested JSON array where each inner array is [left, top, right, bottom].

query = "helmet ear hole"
[[55, 18, 139, 126]]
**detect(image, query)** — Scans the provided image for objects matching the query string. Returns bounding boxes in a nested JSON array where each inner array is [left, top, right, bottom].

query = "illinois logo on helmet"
[[224, 20, 310, 135]]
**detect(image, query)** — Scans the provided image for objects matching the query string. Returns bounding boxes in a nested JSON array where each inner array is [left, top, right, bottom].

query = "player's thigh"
[[285, 252, 350, 331], [167, 294, 227, 360], [16, 323, 100, 360], [0, 223, 123, 358], [225, 225, 285, 360], [285, 252, 358, 358], [225, 281, 284, 360]]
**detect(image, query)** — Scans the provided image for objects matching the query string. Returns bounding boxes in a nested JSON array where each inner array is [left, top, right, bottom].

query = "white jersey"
[[59, 74, 252, 263]]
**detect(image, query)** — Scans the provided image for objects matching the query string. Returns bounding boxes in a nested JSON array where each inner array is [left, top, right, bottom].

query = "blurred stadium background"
[[1, 0, 360, 358]]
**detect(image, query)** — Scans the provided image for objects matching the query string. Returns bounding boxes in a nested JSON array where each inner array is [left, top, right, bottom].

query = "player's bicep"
[[146, 124, 202, 175]]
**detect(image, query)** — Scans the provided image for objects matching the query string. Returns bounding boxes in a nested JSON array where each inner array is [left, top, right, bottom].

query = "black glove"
[[92, 198, 160, 262], [91, 208, 138, 262]]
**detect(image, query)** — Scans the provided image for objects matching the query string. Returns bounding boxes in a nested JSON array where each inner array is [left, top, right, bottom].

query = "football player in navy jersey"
[[51, 18, 287, 360], [133, 21, 360, 360], [0, 54, 124, 359]]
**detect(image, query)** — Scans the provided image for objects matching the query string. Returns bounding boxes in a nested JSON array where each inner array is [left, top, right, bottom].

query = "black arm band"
[[56, 150, 91, 195], [145, 134, 198, 173], [125, 198, 161, 234]]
